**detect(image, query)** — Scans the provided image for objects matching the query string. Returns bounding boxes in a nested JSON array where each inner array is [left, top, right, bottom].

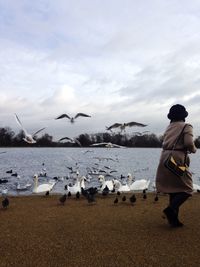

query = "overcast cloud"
[[0, 0, 200, 140]]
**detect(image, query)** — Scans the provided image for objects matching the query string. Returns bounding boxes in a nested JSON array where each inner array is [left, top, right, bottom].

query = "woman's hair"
[[167, 104, 188, 121]]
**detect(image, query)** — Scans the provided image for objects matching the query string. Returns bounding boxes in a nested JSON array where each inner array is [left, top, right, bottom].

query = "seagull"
[[90, 142, 126, 148], [58, 137, 82, 147], [14, 113, 45, 144], [107, 122, 147, 132], [55, 113, 91, 123]]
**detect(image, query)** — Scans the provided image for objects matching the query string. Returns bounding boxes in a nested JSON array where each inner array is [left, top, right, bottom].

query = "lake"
[[0, 147, 199, 195]]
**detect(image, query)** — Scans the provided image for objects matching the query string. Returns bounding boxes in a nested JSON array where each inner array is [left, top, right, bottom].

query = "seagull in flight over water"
[[15, 114, 45, 144], [58, 137, 82, 147], [107, 121, 147, 132], [90, 142, 126, 148], [55, 113, 91, 123]]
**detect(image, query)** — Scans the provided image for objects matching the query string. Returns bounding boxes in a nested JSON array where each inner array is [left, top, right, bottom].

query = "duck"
[[32, 174, 56, 193]]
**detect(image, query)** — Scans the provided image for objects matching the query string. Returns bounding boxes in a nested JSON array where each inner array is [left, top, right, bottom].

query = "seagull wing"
[[32, 127, 45, 137], [107, 123, 122, 130], [126, 121, 147, 127], [14, 113, 28, 135], [74, 113, 91, 119], [59, 137, 72, 142], [112, 143, 126, 148], [55, 114, 71, 120], [90, 143, 108, 147]]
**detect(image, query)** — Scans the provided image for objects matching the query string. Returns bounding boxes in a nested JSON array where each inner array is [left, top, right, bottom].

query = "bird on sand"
[[15, 113, 45, 144], [59, 194, 67, 205], [58, 137, 82, 147], [129, 194, 136, 204], [2, 197, 9, 209], [122, 195, 126, 202], [55, 113, 91, 123], [114, 197, 118, 204], [107, 121, 147, 133]]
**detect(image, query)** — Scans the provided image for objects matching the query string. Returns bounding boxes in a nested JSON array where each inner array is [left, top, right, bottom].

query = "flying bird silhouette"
[[107, 122, 147, 132], [55, 113, 91, 123], [15, 113, 45, 144], [90, 142, 126, 148], [58, 137, 82, 147]]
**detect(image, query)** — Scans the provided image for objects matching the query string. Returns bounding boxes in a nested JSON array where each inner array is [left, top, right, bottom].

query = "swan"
[[15, 113, 45, 144], [66, 176, 87, 194], [126, 173, 150, 191], [32, 174, 56, 193], [193, 183, 200, 191], [129, 179, 150, 191], [98, 175, 119, 191], [113, 180, 130, 192]]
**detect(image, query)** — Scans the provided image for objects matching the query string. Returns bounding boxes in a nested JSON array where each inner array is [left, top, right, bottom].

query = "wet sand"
[[1, 192, 200, 267]]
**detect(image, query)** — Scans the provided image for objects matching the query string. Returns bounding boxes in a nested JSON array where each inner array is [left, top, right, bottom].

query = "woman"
[[156, 104, 197, 227]]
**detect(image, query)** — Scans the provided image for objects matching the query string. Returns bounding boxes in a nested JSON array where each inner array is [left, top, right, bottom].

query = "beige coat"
[[156, 121, 197, 195]]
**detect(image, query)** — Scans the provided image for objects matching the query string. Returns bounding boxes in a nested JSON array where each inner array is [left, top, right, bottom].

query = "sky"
[[1, 0, 200, 140]]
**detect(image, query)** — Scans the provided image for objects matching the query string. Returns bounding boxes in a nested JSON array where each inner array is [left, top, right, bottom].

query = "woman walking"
[[156, 104, 197, 227]]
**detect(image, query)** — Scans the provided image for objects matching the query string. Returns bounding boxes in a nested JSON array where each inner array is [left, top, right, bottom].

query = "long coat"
[[156, 121, 197, 195]]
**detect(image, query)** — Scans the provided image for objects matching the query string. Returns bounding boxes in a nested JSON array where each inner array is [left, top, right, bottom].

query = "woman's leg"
[[164, 192, 190, 227]]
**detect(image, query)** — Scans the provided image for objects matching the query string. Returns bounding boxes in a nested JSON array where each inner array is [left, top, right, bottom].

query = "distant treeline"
[[0, 126, 200, 148]]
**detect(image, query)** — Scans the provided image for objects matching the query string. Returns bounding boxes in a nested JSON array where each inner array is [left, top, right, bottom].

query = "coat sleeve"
[[184, 124, 197, 153]]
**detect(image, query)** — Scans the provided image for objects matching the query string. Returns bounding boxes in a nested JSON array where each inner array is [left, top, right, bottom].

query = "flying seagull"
[[15, 114, 45, 144], [55, 113, 91, 123], [107, 122, 147, 132], [90, 142, 126, 148], [58, 137, 82, 147]]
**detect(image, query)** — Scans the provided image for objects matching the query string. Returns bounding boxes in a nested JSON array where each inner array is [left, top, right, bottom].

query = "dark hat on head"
[[167, 104, 188, 120]]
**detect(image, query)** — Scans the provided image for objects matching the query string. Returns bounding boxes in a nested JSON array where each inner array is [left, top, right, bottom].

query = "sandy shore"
[[1, 192, 200, 267]]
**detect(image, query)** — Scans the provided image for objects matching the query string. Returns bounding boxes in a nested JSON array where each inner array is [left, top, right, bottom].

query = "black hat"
[[167, 104, 188, 120]]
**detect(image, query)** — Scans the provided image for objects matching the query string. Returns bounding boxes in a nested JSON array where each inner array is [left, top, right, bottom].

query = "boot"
[[163, 207, 183, 227]]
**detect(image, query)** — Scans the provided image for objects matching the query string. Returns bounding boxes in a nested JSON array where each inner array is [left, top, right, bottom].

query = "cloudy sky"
[[1, 0, 200, 140]]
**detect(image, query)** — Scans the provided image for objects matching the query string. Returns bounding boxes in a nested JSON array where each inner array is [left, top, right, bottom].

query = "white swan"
[[193, 183, 200, 191], [98, 175, 119, 191], [32, 174, 56, 193], [129, 179, 150, 191], [66, 176, 87, 194], [126, 173, 150, 191], [113, 180, 130, 192]]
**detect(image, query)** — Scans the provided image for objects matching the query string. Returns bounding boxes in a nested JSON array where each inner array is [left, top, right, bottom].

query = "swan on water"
[[113, 180, 131, 192], [98, 175, 119, 191], [32, 174, 56, 193], [126, 173, 150, 191], [66, 175, 87, 194]]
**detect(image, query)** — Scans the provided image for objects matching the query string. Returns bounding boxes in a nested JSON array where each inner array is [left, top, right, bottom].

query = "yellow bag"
[[164, 154, 188, 177]]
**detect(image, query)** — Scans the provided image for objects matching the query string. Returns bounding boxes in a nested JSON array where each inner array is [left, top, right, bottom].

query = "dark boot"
[[163, 207, 183, 227]]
